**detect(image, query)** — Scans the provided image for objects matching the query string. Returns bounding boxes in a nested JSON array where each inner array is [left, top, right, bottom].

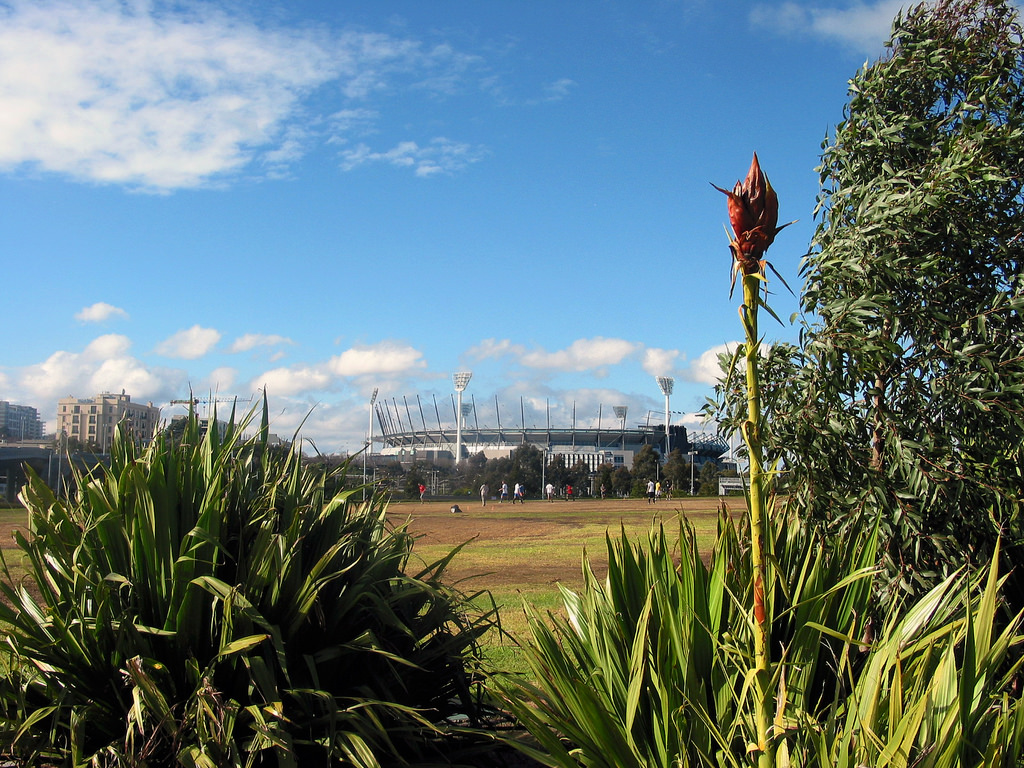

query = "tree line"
[[382, 443, 731, 501]]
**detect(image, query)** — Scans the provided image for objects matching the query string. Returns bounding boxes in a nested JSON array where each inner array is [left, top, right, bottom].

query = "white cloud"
[[90, 356, 166, 399], [468, 337, 683, 378], [684, 341, 776, 387], [229, 333, 295, 353], [329, 341, 427, 376], [520, 337, 640, 372], [409, 43, 484, 96], [84, 333, 133, 359], [17, 334, 183, 408], [339, 137, 487, 177], [263, 397, 372, 454], [75, 301, 128, 323], [327, 108, 380, 138], [0, 1, 345, 190], [242, 341, 427, 399], [253, 366, 331, 397], [750, 0, 908, 53], [686, 342, 740, 385], [202, 367, 239, 393], [0, 2, 484, 190], [641, 347, 681, 377], [466, 338, 525, 360], [155, 325, 222, 359], [542, 77, 576, 102]]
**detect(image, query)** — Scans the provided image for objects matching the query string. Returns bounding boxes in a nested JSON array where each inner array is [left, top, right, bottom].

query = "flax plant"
[[495, 509, 883, 767], [0, 400, 498, 766]]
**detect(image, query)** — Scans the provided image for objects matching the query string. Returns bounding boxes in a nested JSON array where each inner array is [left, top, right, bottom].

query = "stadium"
[[370, 385, 732, 474]]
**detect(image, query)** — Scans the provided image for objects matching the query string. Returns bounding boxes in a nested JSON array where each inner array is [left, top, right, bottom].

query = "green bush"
[[0, 402, 498, 766]]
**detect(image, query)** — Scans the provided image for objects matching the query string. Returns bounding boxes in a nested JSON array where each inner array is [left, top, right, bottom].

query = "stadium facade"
[[372, 393, 730, 471]]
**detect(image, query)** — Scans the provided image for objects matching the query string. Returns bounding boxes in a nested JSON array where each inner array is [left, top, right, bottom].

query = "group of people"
[[434, 480, 670, 506], [479, 481, 526, 506], [543, 483, 576, 501], [478, 481, 584, 504], [645, 479, 666, 503]]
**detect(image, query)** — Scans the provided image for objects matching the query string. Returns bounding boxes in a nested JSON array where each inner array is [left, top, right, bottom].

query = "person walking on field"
[[480, 483, 489, 507], [418, 483, 426, 503], [500, 481, 509, 503], [566, 484, 574, 501], [647, 479, 656, 504], [513, 482, 525, 504], [546, 482, 554, 502]]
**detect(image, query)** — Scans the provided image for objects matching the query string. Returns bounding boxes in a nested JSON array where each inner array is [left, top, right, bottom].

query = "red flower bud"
[[713, 153, 784, 275]]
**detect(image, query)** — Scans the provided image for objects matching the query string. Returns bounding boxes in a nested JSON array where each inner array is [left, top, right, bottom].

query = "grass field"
[[390, 496, 732, 670]]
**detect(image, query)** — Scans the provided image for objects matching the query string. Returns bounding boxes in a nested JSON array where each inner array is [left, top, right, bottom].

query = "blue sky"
[[0, 0, 915, 453]]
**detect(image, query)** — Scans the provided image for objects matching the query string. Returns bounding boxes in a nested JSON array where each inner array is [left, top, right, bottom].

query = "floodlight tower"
[[363, 387, 378, 500], [656, 376, 674, 456], [613, 405, 628, 450], [453, 372, 472, 465]]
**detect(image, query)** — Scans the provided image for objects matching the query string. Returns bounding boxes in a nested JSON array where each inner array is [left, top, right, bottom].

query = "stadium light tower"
[[453, 372, 472, 465], [656, 376, 674, 456], [363, 387, 378, 501], [613, 405, 628, 450]]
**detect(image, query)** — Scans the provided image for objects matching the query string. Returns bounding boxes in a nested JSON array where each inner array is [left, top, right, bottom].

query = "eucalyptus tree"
[[509, 442, 544, 493], [778, 0, 1024, 596], [662, 448, 690, 494], [630, 445, 661, 496]]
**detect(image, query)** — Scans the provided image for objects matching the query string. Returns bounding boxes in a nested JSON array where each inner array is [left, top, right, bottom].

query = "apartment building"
[[56, 391, 160, 452], [0, 401, 43, 441]]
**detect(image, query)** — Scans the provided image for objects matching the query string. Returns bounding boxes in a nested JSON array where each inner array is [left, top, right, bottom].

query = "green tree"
[[662, 448, 689, 496], [545, 454, 568, 489], [611, 466, 632, 498], [403, 463, 428, 500], [596, 463, 615, 497], [697, 460, 720, 496], [630, 445, 661, 497], [509, 443, 544, 496], [567, 460, 592, 497], [453, 451, 488, 495], [774, 0, 1024, 597]]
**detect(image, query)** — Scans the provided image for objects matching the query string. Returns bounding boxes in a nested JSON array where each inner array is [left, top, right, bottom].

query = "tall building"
[[56, 392, 160, 452], [0, 401, 43, 441]]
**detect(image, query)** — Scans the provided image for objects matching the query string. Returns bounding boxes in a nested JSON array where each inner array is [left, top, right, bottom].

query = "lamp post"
[[688, 450, 697, 495], [656, 376, 674, 456], [453, 372, 472, 465], [363, 387, 378, 501]]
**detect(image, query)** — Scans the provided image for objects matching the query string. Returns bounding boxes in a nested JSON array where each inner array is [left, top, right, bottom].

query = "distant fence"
[[718, 476, 746, 495]]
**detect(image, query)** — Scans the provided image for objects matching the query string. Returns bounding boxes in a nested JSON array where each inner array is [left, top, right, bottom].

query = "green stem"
[[742, 272, 774, 767]]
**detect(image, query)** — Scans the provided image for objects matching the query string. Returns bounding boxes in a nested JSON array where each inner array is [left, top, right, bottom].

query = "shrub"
[[494, 511, 1024, 767], [0, 402, 498, 766]]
